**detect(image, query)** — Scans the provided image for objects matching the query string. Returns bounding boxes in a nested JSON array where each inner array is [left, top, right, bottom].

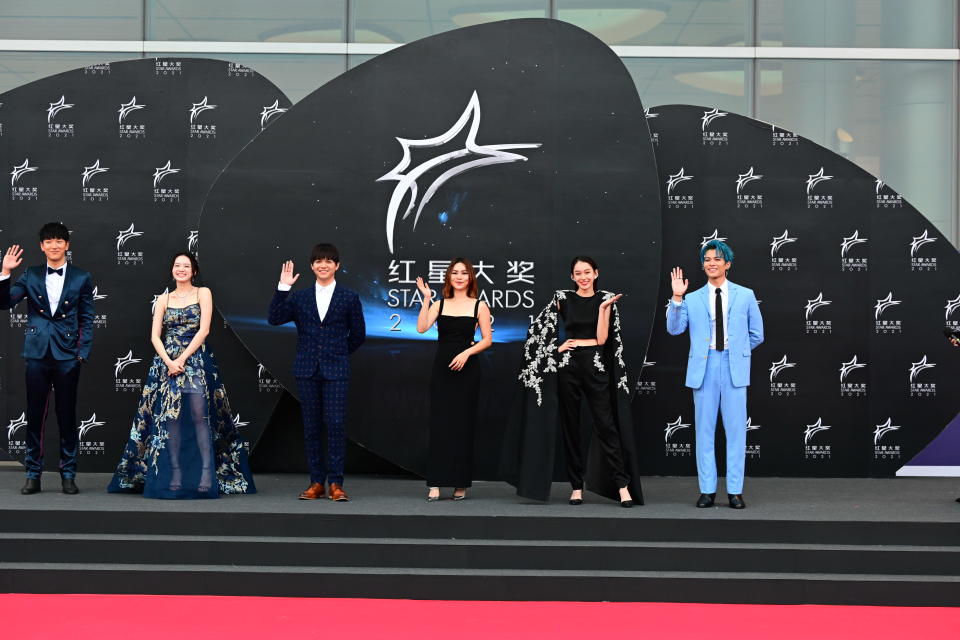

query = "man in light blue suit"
[[666, 240, 763, 509]]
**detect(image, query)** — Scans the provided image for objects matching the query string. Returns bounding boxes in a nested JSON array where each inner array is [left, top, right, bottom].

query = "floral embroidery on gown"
[[107, 303, 256, 499]]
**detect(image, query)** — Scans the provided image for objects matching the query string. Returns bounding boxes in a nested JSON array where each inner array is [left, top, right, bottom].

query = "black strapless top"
[[559, 292, 602, 339]]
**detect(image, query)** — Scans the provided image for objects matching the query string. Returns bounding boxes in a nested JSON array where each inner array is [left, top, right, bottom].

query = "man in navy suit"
[[666, 240, 763, 509], [268, 243, 365, 501], [1, 222, 95, 495]]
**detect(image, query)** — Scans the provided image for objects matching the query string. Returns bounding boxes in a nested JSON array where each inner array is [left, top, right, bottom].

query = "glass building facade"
[[1, 0, 957, 242]]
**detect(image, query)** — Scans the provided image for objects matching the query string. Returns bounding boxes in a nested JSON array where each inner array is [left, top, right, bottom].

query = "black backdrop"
[[1, 58, 292, 471]]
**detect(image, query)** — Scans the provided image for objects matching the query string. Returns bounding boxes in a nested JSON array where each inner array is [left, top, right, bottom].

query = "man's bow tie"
[[46, 267, 63, 276]]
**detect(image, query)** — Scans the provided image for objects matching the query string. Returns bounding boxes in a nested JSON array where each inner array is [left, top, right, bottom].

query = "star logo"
[[875, 178, 885, 194], [804, 293, 831, 319], [909, 356, 935, 382], [77, 413, 105, 439], [769, 356, 796, 382], [640, 359, 655, 371], [806, 167, 832, 194], [10, 159, 38, 186], [841, 230, 868, 257], [92, 286, 107, 301], [701, 108, 727, 131], [770, 230, 796, 256], [945, 294, 960, 320], [118, 96, 145, 124], [116, 223, 143, 251], [839, 356, 866, 382], [187, 230, 199, 251], [909, 230, 936, 257], [189, 96, 217, 124], [114, 350, 142, 377], [746, 417, 761, 432], [153, 161, 180, 188], [664, 416, 691, 442], [81, 159, 109, 187], [873, 418, 900, 445], [257, 363, 268, 379], [700, 229, 727, 248], [233, 414, 250, 429], [377, 90, 541, 253], [666, 168, 693, 195], [150, 288, 170, 314], [6, 412, 27, 441], [47, 96, 74, 123], [644, 108, 658, 119], [874, 293, 901, 319], [804, 418, 830, 444], [259, 99, 287, 129], [736, 166, 762, 194]]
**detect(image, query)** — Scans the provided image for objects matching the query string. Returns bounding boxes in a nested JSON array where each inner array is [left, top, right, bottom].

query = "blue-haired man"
[[666, 240, 763, 509]]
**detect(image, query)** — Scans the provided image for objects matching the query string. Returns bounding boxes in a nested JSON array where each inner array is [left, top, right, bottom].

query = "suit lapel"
[[325, 287, 344, 324], [727, 281, 740, 314], [698, 284, 712, 320], [30, 266, 52, 316]]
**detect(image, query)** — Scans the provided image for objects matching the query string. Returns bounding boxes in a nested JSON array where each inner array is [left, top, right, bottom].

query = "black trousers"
[[24, 356, 81, 479], [557, 347, 629, 490]]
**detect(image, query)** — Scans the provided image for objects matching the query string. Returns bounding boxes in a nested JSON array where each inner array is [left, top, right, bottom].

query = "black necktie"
[[47, 266, 63, 276], [715, 287, 724, 351]]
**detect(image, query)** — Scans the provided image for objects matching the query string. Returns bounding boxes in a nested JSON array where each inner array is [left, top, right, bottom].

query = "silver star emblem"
[[664, 416, 690, 442], [47, 95, 74, 123], [769, 355, 796, 382], [701, 108, 727, 131], [909, 356, 935, 382], [257, 364, 268, 379], [92, 286, 107, 301], [82, 159, 109, 187], [804, 293, 831, 319], [10, 159, 38, 186], [118, 96, 145, 124], [841, 230, 868, 257], [804, 418, 830, 444], [114, 350, 142, 377], [909, 230, 936, 257], [640, 359, 655, 370], [666, 168, 693, 195], [736, 166, 762, 194], [377, 90, 541, 254], [839, 356, 866, 382], [746, 417, 761, 431], [233, 414, 250, 429], [770, 230, 796, 256], [945, 294, 960, 320], [806, 167, 832, 194], [873, 418, 900, 445], [189, 96, 217, 124], [875, 178, 885, 194], [700, 229, 727, 248], [78, 413, 105, 439], [116, 223, 143, 251], [187, 230, 199, 251], [874, 292, 901, 319], [153, 161, 180, 188], [259, 99, 287, 129], [644, 108, 658, 119], [6, 412, 27, 441], [150, 288, 170, 314]]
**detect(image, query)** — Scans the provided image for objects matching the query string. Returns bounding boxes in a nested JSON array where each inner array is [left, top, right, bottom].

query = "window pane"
[[0, 1, 143, 40], [146, 0, 345, 42], [758, 0, 957, 48], [626, 57, 752, 115], [558, 0, 751, 46], [757, 59, 957, 243], [0, 52, 136, 94], [353, 0, 549, 44]]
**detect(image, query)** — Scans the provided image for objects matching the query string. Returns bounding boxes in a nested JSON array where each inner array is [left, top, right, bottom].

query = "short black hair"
[[309, 243, 340, 264], [39, 222, 70, 242]]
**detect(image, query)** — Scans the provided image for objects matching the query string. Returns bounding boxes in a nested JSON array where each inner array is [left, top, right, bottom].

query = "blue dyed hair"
[[700, 240, 734, 264]]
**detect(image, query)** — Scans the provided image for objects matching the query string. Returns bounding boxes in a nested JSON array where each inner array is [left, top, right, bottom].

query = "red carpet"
[[1, 595, 957, 639]]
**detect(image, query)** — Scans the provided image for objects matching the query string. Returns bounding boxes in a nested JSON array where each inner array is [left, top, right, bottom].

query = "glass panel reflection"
[[147, 0, 345, 42], [0, 52, 137, 93], [0, 1, 142, 40], [626, 57, 752, 115]]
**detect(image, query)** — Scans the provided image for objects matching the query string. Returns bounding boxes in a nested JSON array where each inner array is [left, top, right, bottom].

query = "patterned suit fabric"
[[0, 265, 95, 478], [268, 286, 365, 484]]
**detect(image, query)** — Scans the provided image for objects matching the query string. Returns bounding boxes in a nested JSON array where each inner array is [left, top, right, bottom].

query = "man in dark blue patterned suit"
[[268, 243, 365, 501], [1, 222, 95, 495]]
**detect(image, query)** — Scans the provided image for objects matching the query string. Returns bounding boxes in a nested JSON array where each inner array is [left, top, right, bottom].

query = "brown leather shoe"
[[328, 483, 349, 502], [298, 482, 325, 500]]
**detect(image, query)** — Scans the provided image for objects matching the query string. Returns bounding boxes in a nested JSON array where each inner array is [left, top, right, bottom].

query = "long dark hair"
[[169, 251, 200, 284], [441, 258, 479, 299]]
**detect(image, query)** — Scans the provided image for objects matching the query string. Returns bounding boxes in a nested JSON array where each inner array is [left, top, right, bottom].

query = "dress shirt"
[[670, 279, 729, 349], [277, 279, 337, 322]]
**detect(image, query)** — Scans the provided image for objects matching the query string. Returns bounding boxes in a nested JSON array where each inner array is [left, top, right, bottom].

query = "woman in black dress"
[[415, 258, 492, 501]]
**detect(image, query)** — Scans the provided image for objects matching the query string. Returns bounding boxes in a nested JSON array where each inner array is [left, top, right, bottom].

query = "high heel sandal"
[[197, 466, 214, 493], [452, 489, 467, 501], [169, 466, 182, 492], [569, 490, 583, 506], [427, 487, 440, 502]]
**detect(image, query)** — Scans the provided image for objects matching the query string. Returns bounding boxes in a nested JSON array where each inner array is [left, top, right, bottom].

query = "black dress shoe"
[[696, 493, 716, 508], [20, 478, 41, 495], [61, 477, 79, 495], [728, 494, 746, 509], [620, 500, 634, 508], [568, 498, 583, 505]]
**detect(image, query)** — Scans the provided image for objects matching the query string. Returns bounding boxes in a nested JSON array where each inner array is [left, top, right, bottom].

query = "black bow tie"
[[47, 267, 63, 276]]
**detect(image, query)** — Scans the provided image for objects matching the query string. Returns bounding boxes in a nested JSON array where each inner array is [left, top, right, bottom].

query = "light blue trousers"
[[692, 349, 747, 494]]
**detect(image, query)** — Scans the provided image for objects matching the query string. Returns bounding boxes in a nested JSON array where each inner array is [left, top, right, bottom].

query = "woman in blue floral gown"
[[108, 252, 256, 499]]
